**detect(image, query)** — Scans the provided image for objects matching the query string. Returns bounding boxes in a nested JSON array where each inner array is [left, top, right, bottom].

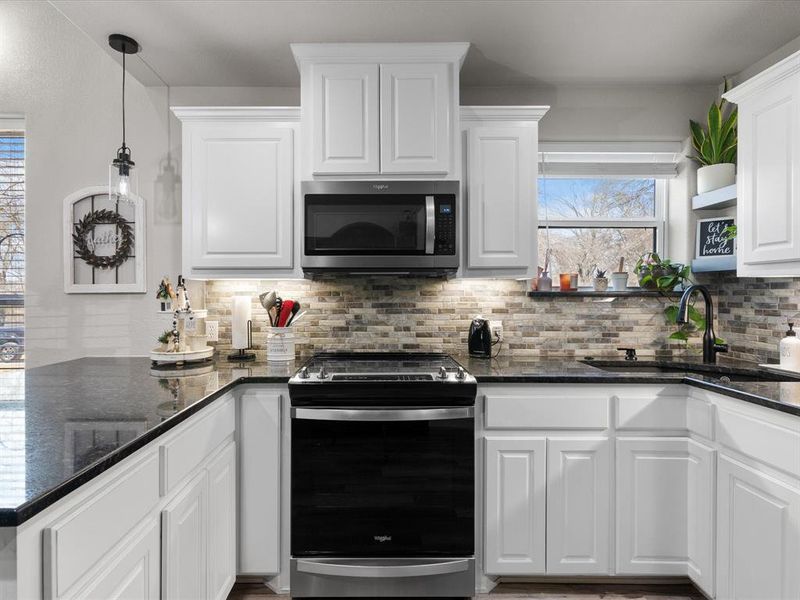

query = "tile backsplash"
[[705, 273, 800, 364], [205, 278, 708, 360]]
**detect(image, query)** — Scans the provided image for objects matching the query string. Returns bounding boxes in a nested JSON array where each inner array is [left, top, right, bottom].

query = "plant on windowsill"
[[634, 252, 705, 343], [593, 268, 609, 292], [689, 78, 737, 194]]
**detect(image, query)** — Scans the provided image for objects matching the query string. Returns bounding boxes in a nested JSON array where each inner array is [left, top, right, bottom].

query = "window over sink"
[[538, 177, 666, 288]]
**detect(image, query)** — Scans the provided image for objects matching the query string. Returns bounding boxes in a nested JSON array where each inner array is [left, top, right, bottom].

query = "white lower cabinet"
[[162, 440, 237, 600], [616, 437, 714, 588], [546, 438, 611, 574], [71, 519, 160, 600], [716, 454, 800, 600], [207, 441, 237, 600], [484, 436, 546, 575], [162, 471, 208, 600]]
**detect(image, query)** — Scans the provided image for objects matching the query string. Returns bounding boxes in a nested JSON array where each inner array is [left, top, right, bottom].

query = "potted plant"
[[635, 252, 688, 291], [610, 257, 629, 291], [157, 329, 174, 352], [593, 268, 609, 292], [690, 79, 737, 194]]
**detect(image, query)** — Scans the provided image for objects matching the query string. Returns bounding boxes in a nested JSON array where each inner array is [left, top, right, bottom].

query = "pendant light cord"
[[121, 51, 127, 151]]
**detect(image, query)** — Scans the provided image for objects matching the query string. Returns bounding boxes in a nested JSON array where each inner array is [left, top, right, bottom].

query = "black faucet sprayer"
[[675, 284, 729, 364]]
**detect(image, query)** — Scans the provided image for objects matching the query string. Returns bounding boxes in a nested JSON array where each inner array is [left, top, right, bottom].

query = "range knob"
[[438, 366, 449, 380], [456, 367, 466, 381], [298, 366, 310, 379], [317, 366, 329, 380]]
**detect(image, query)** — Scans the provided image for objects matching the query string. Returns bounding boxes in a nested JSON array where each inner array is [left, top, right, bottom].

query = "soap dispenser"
[[779, 322, 800, 371]]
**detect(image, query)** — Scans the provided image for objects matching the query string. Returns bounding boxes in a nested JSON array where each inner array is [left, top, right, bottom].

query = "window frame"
[[538, 177, 668, 258]]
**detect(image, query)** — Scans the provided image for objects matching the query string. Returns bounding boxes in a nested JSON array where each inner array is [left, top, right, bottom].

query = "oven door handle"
[[425, 195, 435, 255], [291, 406, 473, 422], [296, 558, 470, 578]]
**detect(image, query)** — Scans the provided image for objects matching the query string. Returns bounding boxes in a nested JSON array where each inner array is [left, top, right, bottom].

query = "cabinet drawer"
[[160, 395, 235, 495], [716, 404, 800, 477], [485, 391, 608, 430], [43, 451, 160, 599]]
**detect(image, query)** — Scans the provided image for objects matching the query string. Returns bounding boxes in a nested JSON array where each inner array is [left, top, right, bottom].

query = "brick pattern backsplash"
[[704, 272, 800, 364], [204, 278, 707, 361]]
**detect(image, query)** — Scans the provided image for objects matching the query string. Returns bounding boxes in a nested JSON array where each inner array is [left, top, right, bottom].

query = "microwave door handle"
[[291, 407, 474, 422], [425, 195, 435, 254]]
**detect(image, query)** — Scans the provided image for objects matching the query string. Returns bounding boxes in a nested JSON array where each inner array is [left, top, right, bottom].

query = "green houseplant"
[[690, 79, 737, 194]]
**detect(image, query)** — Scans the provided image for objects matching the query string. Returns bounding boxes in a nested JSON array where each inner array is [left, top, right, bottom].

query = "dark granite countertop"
[[2, 353, 798, 527], [456, 354, 800, 416], [0, 356, 302, 526]]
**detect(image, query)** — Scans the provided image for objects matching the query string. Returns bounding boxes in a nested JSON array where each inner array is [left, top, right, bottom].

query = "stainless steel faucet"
[[676, 284, 729, 364]]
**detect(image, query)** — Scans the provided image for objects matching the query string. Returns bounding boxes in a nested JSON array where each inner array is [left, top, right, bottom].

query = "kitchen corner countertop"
[[456, 354, 800, 417], [2, 353, 799, 527]]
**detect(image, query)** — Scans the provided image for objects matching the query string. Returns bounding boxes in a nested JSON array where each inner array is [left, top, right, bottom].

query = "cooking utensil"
[[259, 290, 277, 326], [277, 299, 294, 327], [287, 310, 306, 326], [286, 302, 301, 326], [274, 297, 282, 327]]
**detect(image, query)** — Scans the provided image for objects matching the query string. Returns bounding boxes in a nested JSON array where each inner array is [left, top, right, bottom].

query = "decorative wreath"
[[72, 209, 134, 269]]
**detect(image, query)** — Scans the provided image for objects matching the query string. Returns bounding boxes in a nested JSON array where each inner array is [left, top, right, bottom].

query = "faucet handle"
[[617, 347, 638, 361]]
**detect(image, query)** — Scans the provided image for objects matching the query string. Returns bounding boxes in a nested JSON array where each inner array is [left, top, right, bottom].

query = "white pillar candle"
[[231, 296, 252, 349]]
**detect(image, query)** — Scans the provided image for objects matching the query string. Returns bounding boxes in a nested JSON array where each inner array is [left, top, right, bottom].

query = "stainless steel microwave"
[[301, 181, 459, 277]]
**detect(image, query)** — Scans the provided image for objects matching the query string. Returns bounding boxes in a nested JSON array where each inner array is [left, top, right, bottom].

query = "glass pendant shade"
[[109, 146, 137, 204]]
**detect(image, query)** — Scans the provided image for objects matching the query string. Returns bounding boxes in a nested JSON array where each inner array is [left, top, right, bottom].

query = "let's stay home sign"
[[697, 217, 735, 258]]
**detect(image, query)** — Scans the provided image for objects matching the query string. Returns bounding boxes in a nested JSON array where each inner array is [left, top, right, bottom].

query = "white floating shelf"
[[691, 255, 736, 273], [692, 184, 737, 211]]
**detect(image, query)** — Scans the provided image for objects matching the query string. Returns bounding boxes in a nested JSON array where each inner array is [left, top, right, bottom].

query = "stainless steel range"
[[288, 353, 476, 598]]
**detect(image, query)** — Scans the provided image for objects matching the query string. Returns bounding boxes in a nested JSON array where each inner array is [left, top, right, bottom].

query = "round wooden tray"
[[150, 346, 214, 365]]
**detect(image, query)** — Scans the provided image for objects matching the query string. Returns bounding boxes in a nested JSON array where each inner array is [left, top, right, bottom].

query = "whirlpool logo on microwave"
[[371, 184, 390, 191], [373, 535, 392, 543]]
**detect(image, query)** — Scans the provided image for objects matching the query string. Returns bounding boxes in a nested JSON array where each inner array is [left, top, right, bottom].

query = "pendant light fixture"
[[108, 33, 140, 204]]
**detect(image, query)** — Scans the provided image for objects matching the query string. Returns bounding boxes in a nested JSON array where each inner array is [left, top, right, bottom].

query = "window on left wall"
[[0, 130, 24, 366]]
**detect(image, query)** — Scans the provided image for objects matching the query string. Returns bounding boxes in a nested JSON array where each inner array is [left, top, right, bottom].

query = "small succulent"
[[595, 268, 608, 279], [157, 329, 174, 345]]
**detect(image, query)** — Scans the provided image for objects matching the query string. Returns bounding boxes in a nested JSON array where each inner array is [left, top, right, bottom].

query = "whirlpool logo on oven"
[[373, 535, 392, 543]]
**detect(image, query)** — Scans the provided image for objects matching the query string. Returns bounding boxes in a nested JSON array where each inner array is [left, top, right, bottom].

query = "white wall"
[[0, 2, 178, 367]]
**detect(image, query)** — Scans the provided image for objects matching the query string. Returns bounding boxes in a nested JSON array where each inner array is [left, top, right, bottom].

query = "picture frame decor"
[[63, 185, 146, 293], [694, 216, 736, 272]]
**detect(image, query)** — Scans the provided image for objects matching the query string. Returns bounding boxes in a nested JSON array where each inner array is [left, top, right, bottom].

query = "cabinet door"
[[71, 520, 160, 600], [467, 127, 536, 270], [546, 438, 610, 574], [717, 455, 800, 600], [484, 436, 546, 575], [162, 471, 207, 600], [616, 438, 690, 575], [737, 73, 800, 275], [239, 390, 282, 575], [311, 63, 380, 174], [380, 63, 451, 174], [207, 442, 236, 600], [686, 440, 715, 598], [187, 122, 294, 270]]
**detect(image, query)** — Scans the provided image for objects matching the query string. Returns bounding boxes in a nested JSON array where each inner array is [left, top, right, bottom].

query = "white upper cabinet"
[[292, 43, 468, 178], [380, 63, 451, 174], [724, 50, 800, 276], [174, 108, 299, 279], [311, 63, 380, 174], [460, 107, 548, 277]]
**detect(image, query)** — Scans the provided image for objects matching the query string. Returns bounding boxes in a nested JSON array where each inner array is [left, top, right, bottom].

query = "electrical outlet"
[[490, 320, 504, 342], [206, 320, 219, 342]]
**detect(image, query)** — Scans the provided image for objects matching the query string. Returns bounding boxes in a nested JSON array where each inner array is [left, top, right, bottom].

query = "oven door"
[[291, 406, 474, 558]]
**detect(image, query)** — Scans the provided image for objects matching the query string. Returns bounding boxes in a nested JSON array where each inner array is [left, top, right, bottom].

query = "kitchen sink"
[[582, 361, 800, 382]]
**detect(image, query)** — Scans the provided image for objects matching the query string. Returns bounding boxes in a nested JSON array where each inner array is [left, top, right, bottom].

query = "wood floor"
[[227, 581, 705, 599]]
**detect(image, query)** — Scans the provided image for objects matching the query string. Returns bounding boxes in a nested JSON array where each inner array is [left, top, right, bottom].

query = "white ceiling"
[[51, 0, 800, 88]]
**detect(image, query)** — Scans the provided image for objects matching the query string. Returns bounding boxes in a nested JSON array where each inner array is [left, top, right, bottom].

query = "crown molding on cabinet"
[[460, 106, 550, 123], [724, 49, 800, 103], [171, 107, 301, 122], [290, 42, 470, 68]]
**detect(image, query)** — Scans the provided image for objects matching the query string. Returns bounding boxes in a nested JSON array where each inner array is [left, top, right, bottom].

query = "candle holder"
[[227, 319, 256, 362]]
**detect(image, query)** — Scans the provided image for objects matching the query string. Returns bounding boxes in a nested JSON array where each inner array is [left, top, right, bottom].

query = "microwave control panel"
[[435, 197, 456, 255]]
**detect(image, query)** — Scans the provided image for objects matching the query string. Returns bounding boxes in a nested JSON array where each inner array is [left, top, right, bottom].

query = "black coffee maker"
[[468, 317, 494, 358]]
